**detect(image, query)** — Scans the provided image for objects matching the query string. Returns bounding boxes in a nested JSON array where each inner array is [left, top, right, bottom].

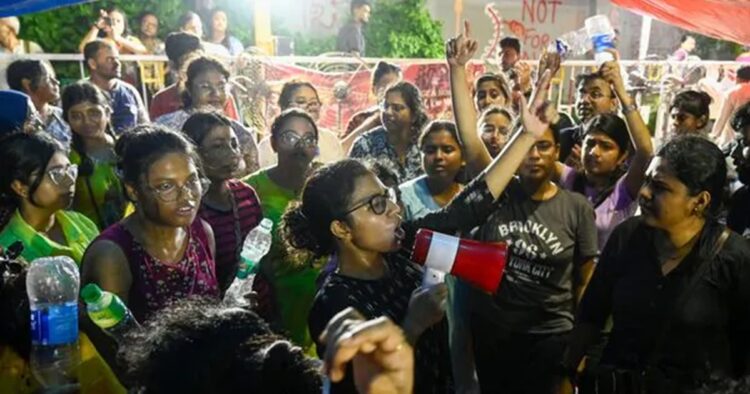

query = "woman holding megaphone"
[[281, 31, 559, 392]]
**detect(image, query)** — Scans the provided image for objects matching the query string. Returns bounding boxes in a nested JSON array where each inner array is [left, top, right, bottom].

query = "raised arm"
[[600, 51, 654, 197], [446, 21, 492, 175], [406, 67, 557, 241], [115, 35, 148, 55]]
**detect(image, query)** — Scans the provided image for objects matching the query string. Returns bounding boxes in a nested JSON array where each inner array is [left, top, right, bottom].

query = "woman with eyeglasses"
[[62, 81, 129, 230], [243, 108, 325, 355], [349, 81, 429, 184], [257, 80, 343, 168], [0, 132, 126, 393], [0, 90, 48, 232], [82, 124, 219, 323], [156, 55, 259, 177], [478, 105, 515, 159], [183, 111, 263, 294], [284, 63, 558, 393], [0, 132, 94, 267]]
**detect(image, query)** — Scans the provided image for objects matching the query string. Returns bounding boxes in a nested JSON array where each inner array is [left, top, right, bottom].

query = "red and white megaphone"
[[410, 229, 508, 293]]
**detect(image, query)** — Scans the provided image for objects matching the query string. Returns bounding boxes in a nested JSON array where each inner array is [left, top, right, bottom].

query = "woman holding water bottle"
[[82, 124, 219, 323], [0, 133, 124, 393], [242, 108, 325, 355], [182, 111, 263, 294]]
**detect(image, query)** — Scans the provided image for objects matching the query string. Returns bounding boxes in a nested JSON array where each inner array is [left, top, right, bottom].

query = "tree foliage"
[[18, 0, 255, 79], [20, 0, 185, 54], [364, 0, 444, 58]]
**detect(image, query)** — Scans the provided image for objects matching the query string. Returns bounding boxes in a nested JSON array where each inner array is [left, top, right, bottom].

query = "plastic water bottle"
[[26, 256, 81, 388], [224, 218, 274, 306], [81, 283, 140, 343], [585, 15, 616, 64], [548, 27, 590, 59]]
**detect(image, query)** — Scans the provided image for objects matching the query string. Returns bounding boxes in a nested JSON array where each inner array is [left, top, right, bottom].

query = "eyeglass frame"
[[144, 176, 210, 203], [339, 187, 398, 218], [290, 98, 322, 110], [193, 80, 229, 95], [275, 130, 318, 149], [46, 164, 79, 187]]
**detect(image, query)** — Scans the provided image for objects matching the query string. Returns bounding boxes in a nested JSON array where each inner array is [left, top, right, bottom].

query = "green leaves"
[[364, 0, 444, 58]]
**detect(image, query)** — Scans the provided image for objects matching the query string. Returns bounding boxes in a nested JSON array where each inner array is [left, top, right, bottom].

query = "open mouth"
[[177, 205, 196, 215]]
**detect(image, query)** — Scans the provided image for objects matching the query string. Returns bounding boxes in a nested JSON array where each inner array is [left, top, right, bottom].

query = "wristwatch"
[[622, 102, 638, 115]]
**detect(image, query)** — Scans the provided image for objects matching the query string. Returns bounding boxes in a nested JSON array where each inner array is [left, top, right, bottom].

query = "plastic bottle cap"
[[260, 218, 273, 231], [81, 283, 103, 303]]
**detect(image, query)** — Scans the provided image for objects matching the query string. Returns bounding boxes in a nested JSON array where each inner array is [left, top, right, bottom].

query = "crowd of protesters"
[[0, 3, 749, 394]]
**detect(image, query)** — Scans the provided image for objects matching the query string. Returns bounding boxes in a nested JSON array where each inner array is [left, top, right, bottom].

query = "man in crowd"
[[336, 0, 371, 56], [84, 39, 148, 134], [558, 72, 620, 162], [499, 36, 533, 99]]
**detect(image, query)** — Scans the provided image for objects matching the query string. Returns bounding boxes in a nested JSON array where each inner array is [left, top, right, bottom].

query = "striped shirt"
[[198, 180, 263, 292]]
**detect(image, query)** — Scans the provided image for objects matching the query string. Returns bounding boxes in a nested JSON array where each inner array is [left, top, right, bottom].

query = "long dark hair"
[[207, 8, 235, 50], [282, 159, 372, 257], [383, 81, 429, 134], [0, 133, 64, 208], [61, 81, 117, 177]]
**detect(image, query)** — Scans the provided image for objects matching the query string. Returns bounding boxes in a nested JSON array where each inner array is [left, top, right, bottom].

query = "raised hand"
[[321, 308, 414, 394], [538, 50, 562, 81], [446, 20, 479, 67], [519, 68, 554, 138], [599, 49, 626, 97], [406, 283, 448, 331], [514, 61, 533, 93]]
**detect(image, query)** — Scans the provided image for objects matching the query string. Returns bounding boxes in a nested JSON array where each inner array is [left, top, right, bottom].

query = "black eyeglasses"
[[340, 188, 398, 217]]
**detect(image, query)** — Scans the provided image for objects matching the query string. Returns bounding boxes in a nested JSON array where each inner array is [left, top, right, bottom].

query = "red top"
[[149, 83, 240, 121], [198, 180, 263, 292], [96, 219, 219, 322]]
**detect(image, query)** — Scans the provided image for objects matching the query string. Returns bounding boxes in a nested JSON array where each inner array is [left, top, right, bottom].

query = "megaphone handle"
[[422, 268, 446, 287]]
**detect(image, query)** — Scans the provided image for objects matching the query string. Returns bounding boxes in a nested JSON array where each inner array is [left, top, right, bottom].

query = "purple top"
[[560, 165, 638, 252], [96, 219, 219, 322]]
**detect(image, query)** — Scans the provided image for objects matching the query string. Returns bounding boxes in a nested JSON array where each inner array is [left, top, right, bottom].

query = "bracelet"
[[622, 102, 638, 115]]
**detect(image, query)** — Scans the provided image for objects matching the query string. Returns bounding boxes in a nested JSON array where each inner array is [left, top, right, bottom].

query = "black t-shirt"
[[578, 217, 750, 386], [309, 255, 453, 394], [471, 179, 598, 334], [308, 178, 500, 394]]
